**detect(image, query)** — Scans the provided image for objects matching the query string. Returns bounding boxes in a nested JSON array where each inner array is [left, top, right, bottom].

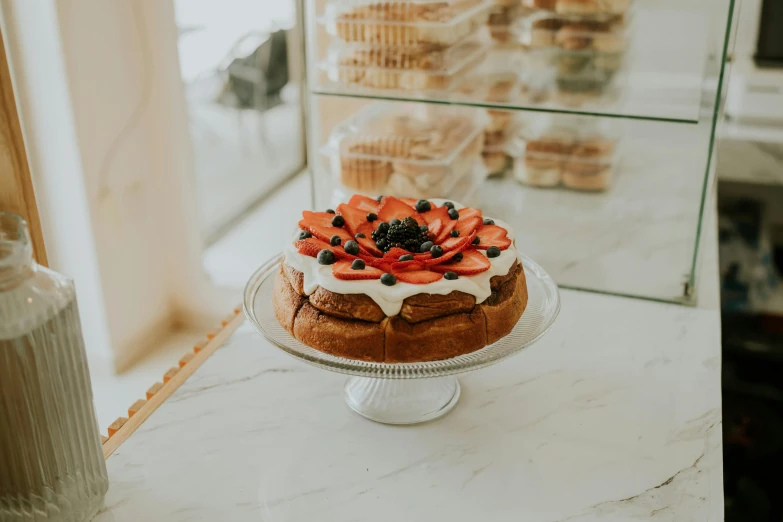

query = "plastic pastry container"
[[322, 102, 489, 199], [321, 0, 493, 47], [321, 34, 488, 92], [487, 4, 522, 43], [456, 47, 525, 103], [521, 0, 630, 19], [482, 110, 522, 176], [512, 117, 619, 191], [515, 11, 628, 53]]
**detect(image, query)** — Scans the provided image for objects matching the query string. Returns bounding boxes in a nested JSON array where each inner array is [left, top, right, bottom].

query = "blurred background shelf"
[[309, 0, 714, 124]]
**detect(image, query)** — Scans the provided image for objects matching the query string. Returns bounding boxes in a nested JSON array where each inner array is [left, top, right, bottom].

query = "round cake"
[[273, 195, 528, 363]]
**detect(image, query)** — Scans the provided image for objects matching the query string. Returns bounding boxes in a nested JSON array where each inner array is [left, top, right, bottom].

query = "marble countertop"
[[95, 284, 722, 521]]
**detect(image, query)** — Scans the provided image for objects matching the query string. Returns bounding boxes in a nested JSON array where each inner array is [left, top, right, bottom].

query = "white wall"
[[2, 0, 233, 371]]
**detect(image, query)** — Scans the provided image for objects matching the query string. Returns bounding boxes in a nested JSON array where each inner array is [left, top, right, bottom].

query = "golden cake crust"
[[272, 258, 528, 363]]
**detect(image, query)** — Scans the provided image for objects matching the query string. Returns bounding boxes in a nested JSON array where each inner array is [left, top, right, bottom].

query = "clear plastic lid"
[[521, 0, 630, 19], [515, 10, 628, 52], [321, 38, 487, 92], [456, 47, 524, 102], [323, 33, 486, 73], [321, 0, 493, 47], [322, 103, 488, 198], [323, 102, 488, 164]]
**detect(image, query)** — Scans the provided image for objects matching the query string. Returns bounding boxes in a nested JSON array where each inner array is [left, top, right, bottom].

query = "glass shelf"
[[307, 0, 724, 124], [302, 0, 736, 304]]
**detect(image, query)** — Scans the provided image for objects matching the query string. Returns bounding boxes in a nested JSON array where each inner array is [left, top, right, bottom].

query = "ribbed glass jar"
[[0, 213, 108, 521]]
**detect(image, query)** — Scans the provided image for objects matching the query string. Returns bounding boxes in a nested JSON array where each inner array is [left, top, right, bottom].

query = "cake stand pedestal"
[[244, 254, 560, 425], [344, 376, 460, 424]]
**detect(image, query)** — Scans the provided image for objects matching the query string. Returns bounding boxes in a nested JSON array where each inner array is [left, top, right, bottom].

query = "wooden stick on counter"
[[102, 309, 245, 459]]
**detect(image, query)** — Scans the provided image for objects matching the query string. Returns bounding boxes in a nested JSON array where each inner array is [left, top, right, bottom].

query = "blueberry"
[[399, 254, 414, 262], [376, 195, 384, 202], [331, 215, 345, 227], [355, 233, 366, 238], [483, 218, 495, 225], [419, 224, 429, 234], [420, 241, 434, 253], [344, 240, 359, 255], [326, 209, 336, 214], [487, 246, 501, 258], [380, 273, 396, 286], [415, 199, 431, 213], [450, 229, 460, 237], [448, 208, 459, 220], [376, 239, 387, 249], [452, 252, 464, 262], [473, 236, 480, 245], [330, 235, 342, 246], [443, 201, 455, 209], [430, 245, 443, 258], [444, 271, 458, 280], [298, 230, 312, 240], [367, 212, 378, 222], [390, 218, 401, 226], [351, 259, 365, 270], [378, 222, 390, 233], [317, 250, 335, 265]]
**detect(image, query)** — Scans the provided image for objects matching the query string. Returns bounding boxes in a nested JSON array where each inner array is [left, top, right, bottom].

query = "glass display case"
[[302, 0, 736, 303]]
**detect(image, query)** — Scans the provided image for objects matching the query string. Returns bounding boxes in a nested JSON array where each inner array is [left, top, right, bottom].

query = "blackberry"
[[371, 215, 430, 253]]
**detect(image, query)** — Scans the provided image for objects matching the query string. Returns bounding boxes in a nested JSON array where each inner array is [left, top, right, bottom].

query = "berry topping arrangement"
[[294, 196, 512, 286]]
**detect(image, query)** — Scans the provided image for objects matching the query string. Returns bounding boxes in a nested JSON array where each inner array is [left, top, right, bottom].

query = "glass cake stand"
[[244, 253, 560, 424]]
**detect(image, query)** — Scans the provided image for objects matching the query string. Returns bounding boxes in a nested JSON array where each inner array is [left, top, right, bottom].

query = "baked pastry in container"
[[323, 103, 487, 199], [324, 0, 492, 47], [323, 35, 487, 92], [276, 195, 527, 362], [521, 0, 630, 17], [561, 136, 615, 191]]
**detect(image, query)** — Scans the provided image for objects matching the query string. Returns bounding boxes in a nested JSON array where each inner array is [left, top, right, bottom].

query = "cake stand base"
[[344, 376, 461, 425]]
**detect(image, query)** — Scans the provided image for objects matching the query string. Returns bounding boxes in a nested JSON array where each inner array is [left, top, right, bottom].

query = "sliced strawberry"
[[332, 260, 384, 281], [393, 269, 443, 284], [370, 259, 395, 273], [391, 260, 425, 271], [383, 247, 411, 259], [475, 224, 512, 250], [399, 198, 419, 208], [420, 205, 450, 226], [336, 203, 369, 236], [377, 196, 415, 223], [427, 219, 443, 238], [458, 207, 482, 221], [355, 221, 376, 238], [454, 216, 482, 238], [418, 247, 464, 266], [301, 211, 335, 229], [430, 249, 490, 275], [356, 236, 383, 257], [332, 245, 359, 261], [439, 232, 475, 252], [348, 194, 380, 213], [299, 222, 353, 244], [434, 220, 457, 244], [294, 237, 331, 258]]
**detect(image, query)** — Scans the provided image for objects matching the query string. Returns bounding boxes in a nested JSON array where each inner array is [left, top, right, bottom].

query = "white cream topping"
[[283, 200, 520, 317]]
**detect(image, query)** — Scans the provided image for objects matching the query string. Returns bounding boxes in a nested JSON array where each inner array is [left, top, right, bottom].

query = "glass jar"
[[0, 213, 108, 521]]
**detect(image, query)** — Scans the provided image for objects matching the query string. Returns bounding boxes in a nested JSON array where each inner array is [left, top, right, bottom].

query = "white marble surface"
[[95, 288, 722, 521]]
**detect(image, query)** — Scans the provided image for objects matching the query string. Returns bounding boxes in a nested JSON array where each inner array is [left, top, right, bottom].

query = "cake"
[[274, 195, 527, 363]]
